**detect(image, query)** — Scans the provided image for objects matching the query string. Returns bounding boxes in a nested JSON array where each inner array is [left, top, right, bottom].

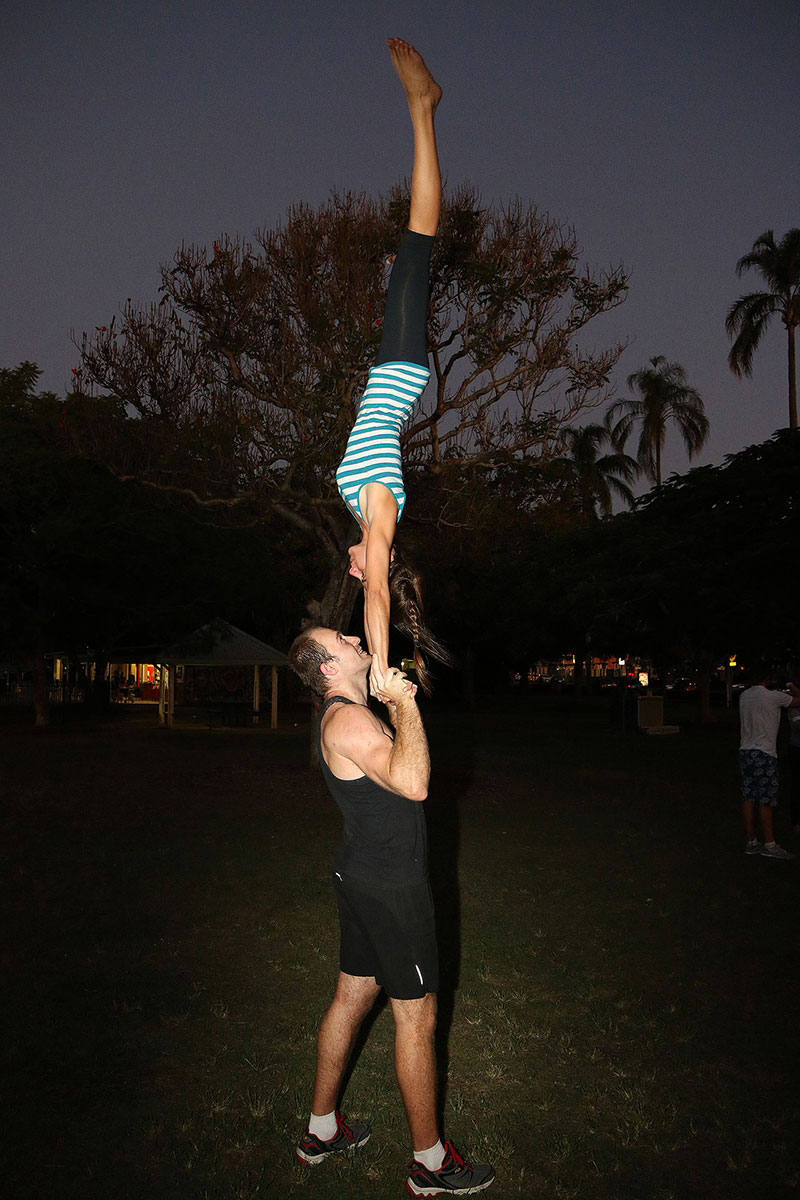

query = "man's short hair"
[[288, 628, 334, 697]]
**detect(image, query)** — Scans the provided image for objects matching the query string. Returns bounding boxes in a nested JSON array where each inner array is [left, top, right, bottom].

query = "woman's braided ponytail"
[[388, 545, 454, 696]]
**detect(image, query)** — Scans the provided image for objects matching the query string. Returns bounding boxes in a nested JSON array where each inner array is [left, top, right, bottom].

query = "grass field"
[[3, 695, 799, 1199]]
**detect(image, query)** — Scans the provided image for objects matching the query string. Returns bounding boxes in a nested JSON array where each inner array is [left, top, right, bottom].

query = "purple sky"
[[3, 0, 799, 482]]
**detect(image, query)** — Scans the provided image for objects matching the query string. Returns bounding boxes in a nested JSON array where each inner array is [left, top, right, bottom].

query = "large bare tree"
[[73, 185, 628, 628]]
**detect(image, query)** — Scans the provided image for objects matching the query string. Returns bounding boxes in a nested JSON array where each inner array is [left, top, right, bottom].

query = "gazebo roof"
[[162, 620, 288, 667]]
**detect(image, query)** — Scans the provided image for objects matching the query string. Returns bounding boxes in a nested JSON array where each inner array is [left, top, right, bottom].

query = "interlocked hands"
[[369, 660, 417, 710]]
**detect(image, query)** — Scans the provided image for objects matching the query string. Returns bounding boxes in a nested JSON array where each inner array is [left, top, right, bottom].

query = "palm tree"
[[608, 356, 709, 488], [726, 228, 800, 429], [553, 420, 639, 518]]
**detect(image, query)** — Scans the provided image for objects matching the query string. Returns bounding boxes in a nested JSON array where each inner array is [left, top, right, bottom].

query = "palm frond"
[[622, 355, 708, 482], [736, 228, 800, 290], [726, 292, 782, 376], [736, 230, 777, 280], [729, 229, 800, 425]]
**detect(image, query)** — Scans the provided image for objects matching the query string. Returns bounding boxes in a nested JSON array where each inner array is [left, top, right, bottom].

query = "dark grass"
[[3, 695, 800, 1199]]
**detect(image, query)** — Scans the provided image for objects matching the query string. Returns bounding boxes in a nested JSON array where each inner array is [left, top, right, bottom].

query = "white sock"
[[308, 1110, 338, 1141], [414, 1140, 446, 1171], [764, 840, 777, 849]]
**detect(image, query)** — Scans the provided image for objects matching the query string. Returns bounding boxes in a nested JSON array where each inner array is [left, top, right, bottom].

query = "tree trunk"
[[305, 559, 360, 769], [462, 645, 476, 710], [90, 652, 110, 709], [788, 322, 797, 429], [308, 697, 322, 770], [30, 652, 51, 728], [697, 653, 713, 723], [317, 557, 359, 632], [573, 649, 585, 697], [573, 632, 592, 698]]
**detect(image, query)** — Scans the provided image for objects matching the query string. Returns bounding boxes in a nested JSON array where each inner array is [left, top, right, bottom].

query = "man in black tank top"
[[288, 623, 495, 1194]]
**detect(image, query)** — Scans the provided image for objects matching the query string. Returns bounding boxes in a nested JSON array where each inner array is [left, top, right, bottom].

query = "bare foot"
[[386, 37, 442, 111]]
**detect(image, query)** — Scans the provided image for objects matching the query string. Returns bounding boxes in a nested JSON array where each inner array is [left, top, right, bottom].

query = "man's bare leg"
[[758, 803, 776, 845], [387, 38, 442, 237], [311, 972, 381, 1115], [391, 992, 439, 1151]]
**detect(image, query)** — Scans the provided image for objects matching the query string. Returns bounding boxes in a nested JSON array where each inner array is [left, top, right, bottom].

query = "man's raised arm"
[[325, 668, 430, 801]]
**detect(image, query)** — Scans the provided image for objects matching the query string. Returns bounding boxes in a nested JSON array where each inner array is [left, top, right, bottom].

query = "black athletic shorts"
[[333, 871, 439, 1000]]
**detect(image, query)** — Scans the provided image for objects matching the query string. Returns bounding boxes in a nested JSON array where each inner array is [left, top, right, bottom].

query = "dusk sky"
[[3, 0, 798, 481]]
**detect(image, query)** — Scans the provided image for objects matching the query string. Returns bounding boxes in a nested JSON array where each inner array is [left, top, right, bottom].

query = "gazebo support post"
[[167, 663, 175, 729], [158, 666, 166, 726]]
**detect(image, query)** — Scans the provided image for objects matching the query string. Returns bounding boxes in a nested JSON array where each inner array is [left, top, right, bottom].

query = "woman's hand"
[[370, 660, 417, 708]]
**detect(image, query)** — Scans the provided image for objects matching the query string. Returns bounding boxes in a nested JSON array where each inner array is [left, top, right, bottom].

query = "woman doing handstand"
[[335, 38, 451, 697]]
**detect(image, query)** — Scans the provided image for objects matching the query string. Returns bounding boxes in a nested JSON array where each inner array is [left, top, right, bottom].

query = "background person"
[[739, 666, 800, 858]]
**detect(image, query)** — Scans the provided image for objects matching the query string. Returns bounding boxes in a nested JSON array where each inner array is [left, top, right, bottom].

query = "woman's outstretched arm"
[[359, 485, 398, 676]]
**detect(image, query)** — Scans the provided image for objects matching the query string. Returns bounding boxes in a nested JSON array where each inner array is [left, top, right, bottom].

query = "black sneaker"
[[295, 1110, 371, 1165], [406, 1140, 496, 1196]]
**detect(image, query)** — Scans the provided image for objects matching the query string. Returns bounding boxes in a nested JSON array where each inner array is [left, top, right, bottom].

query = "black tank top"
[[317, 695, 428, 887]]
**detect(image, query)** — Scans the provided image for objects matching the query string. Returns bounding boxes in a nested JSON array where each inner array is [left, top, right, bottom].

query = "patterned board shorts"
[[739, 748, 780, 806]]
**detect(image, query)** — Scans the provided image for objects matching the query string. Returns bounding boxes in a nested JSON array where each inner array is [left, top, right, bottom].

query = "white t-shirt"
[[739, 685, 794, 756]]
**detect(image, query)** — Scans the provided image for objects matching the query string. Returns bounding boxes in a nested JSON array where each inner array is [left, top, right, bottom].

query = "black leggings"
[[375, 228, 434, 368]]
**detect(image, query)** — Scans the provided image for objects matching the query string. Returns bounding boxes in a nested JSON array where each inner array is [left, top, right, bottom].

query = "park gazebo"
[[158, 620, 289, 729]]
